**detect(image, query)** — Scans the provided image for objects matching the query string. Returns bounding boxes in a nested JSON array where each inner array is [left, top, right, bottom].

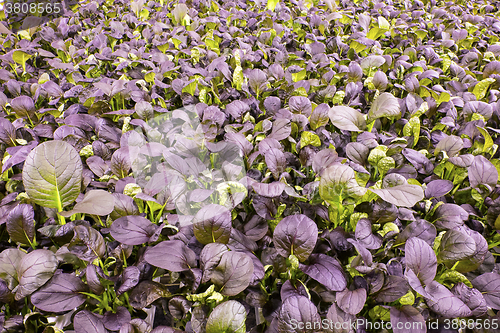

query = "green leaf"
[[472, 78, 495, 101], [182, 81, 197, 96], [415, 29, 428, 40], [332, 91, 345, 104], [206, 300, 246, 333], [267, 0, 279, 11], [369, 305, 391, 321], [300, 131, 321, 148], [366, 27, 387, 40], [22, 141, 82, 211], [490, 159, 500, 183], [367, 146, 387, 166], [438, 270, 473, 288], [436, 91, 450, 105], [12, 50, 32, 71], [477, 127, 493, 153], [319, 164, 367, 203], [292, 69, 307, 82], [350, 41, 367, 53], [403, 117, 420, 147], [233, 66, 244, 90], [144, 72, 155, 83], [377, 157, 395, 176]]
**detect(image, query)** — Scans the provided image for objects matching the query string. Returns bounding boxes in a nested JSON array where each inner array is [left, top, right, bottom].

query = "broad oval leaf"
[[320, 164, 366, 202], [110, 215, 159, 245], [289, 96, 312, 117], [103, 307, 131, 331], [432, 204, 468, 230], [309, 103, 330, 130], [390, 306, 426, 333], [144, 240, 197, 272], [59, 190, 115, 217], [252, 181, 285, 198], [360, 55, 386, 69], [68, 224, 106, 261], [200, 243, 229, 284], [370, 184, 424, 207], [0, 248, 26, 290], [10, 95, 35, 118], [111, 193, 140, 220], [397, 218, 436, 246], [31, 273, 87, 312], [434, 135, 463, 157], [355, 218, 382, 250], [424, 179, 453, 198], [273, 214, 318, 262], [438, 229, 476, 262], [117, 266, 141, 295], [193, 204, 232, 245], [265, 148, 286, 179], [424, 281, 471, 318], [326, 303, 355, 333], [368, 92, 400, 121], [22, 140, 82, 210], [452, 283, 487, 316], [129, 281, 169, 309], [16, 249, 58, 300], [211, 251, 254, 296], [73, 310, 106, 333], [346, 142, 369, 165], [6, 204, 35, 245], [336, 288, 366, 315], [373, 276, 409, 303], [468, 155, 498, 189], [471, 273, 500, 310], [277, 295, 321, 333], [405, 237, 437, 285], [300, 254, 347, 291], [329, 106, 366, 131], [206, 300, 246, 333]]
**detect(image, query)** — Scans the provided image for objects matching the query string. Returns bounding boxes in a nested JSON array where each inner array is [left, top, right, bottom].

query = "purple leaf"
[[211, 251, 253, 296], [193, 204, 232, 245], [300, 254, 347, 291], [390, 306, 426, 333], [404, 237, 437, 285], [110, 216, 159, 246], [31, 273, 87, 312], [144, 240, 197, 272], [472, 273, 500, 310], [273, 214, 318, 262], [424, 179, 454, 198]]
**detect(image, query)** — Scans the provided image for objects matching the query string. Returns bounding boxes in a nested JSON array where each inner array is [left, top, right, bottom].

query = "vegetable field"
[[1, 0, 500, 332]]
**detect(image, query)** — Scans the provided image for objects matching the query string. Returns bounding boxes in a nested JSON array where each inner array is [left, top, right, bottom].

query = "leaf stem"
[[367, 120, 375, 132]]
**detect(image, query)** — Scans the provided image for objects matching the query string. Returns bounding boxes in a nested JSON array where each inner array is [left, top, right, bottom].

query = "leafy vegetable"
[[22, 141, 82, 211]]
